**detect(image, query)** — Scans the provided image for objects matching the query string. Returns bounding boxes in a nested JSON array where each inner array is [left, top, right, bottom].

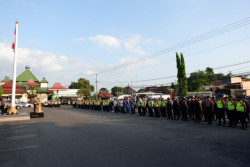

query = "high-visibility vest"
[[153, 101, 159, 107], [141, 101, 145, 107], [137, 101, 141, 107], [217, 100, 223, 108], [161, 101, 166, 107], [148, 101, 152, 107], [227, 100, 235, 110], [236, 101, 244, 112]]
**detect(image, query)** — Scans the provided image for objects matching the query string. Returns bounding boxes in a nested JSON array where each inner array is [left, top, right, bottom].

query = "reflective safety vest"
[[217, 100, 223, 108], [141, 101, 145, 107], [72, 101, 75, 104], [161, 101, 166, 107], [137, 101, 141, 107], [153, 101, 159, 107], [148, 101, 152, 107], [236, 101, 244, 112], [227, 100, 235, 110]]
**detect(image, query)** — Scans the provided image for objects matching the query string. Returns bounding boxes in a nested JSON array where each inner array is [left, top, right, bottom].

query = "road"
[[0, 106, 250, 167]]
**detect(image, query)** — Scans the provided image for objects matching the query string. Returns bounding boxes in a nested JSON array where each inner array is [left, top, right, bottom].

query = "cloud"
[[124, 35, 148, 56], [72, 37, 85, 42], [89, 35, 121, 49], [156, 40, 164, 44]]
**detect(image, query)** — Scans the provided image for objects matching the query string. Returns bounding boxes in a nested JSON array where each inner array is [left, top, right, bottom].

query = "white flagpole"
[[9, 21, 19, 114]]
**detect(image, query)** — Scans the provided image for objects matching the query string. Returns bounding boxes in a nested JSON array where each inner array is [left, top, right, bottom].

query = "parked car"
[[7, 101, 23, 109], [20, 102, 33, 108], [43, 101, 48, 107]]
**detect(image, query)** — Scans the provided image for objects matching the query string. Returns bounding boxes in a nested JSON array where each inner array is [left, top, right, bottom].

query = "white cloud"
[[72, 37, 85, 42], [156, 40, 164, 44], [144, 38, 153, 44], [89, 35, 121, 49], [124, 35, 148, 56]]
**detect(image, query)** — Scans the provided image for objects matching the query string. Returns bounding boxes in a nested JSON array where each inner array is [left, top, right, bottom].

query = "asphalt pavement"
[[0, 106, 250, 167]]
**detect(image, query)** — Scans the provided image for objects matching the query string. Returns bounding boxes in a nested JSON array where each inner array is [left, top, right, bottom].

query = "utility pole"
[[96, 73, 98, 100]]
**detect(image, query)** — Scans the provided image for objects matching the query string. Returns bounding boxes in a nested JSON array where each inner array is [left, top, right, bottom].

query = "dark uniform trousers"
[[148, 107, 154, 117], [138, 106, 142, 115], [206, 107, 213, 124], [161, 107, 166, 117], [217, 108, 226, 125], [154, 107, 160, 117], [226, 109, 235, 126]]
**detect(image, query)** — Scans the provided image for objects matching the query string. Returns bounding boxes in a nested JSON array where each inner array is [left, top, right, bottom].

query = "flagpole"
[[9, 21, 19, 115]]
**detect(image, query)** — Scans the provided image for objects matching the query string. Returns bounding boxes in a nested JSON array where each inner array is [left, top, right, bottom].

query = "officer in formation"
[[71, 95, 249, 130]]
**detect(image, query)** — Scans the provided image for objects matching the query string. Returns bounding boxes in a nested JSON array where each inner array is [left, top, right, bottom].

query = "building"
[[211, 76, 250, 96], [56, 89, 80, 103], [1, 76, 10, 85], [1, 66, 52, 102], [49, 83, 80, 103], [124, 86, 136, 94], [139, 86, 174, 94], [1, 80, 28, 102], [99, 91, 113, 100]]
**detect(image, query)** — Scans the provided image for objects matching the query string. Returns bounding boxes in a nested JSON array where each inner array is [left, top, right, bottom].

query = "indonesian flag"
[[11, 27, 16, 51]]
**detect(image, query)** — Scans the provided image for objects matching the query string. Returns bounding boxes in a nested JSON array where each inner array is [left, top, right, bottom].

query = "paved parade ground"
[[0, 106, 250, 167]]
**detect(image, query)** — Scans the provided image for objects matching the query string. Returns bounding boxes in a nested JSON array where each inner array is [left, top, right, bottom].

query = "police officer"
[[243, 97, 249, 123], [160, 98, 167, 117], [147, 98, 154, 117], [217, 95, 226, 126], [141, 98, 146, 116], [137, 98, 142, 116], [180, 97, 188, 121], [202, 97, 207, 121], [235, 97, 247, 130], [227, 96, 236, 127], [205, 96, 214, 125], [173, 98, 180, 120], [194, 97, 202, 123], [153, 99, 160, 118], [166, 98, 173, 119]]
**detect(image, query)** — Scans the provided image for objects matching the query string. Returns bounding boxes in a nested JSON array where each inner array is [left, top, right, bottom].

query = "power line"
[[132, 36, 250, 72], [98, 59, 250, 83], [98, 17, 250, 74]]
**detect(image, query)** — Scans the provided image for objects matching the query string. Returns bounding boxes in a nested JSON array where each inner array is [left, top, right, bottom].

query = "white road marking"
[[0, 145, 38, 152]]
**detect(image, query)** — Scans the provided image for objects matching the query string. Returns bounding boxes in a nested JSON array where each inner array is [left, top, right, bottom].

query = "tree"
[[99, 87, 108, 93], [111, 86, 125, 96], [0, 86, 3, 97], [90, 93, 98, 100], [176, 52, 188, 97], [28, 85, 38, 98], [170, 82, 175, 89], [163, 88, 170, 94], [70, 78, 94, 99]]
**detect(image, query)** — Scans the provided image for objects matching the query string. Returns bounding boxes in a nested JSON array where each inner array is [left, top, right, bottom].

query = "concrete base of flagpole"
[[8, 106, 19, 115]]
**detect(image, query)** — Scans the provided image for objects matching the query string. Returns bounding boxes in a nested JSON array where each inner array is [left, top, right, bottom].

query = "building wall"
[[40, 83, 48, 88], [37, 93, 48, 103], [2, 93, 28, 102], [242, 81, 250, 96], [222, 77, 242, 84], [21, 93, 28, 102], [231, 77, 242, 84]]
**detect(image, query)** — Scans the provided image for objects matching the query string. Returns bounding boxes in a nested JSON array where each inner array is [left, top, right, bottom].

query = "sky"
[[0, 0, 250, 91]]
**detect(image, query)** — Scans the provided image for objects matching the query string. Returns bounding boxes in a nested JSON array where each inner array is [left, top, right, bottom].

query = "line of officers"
[[71, 95, 249, 130]]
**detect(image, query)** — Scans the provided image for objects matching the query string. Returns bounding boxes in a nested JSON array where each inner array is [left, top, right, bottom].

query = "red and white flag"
[[11, 27, 16, 51]]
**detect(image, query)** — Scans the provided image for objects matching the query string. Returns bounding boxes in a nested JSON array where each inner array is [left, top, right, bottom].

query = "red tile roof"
[[1, 80, 27, 94], [99, 91, 113, 98], [49, 83, 68, 90], [27, 79, 40, 86]]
